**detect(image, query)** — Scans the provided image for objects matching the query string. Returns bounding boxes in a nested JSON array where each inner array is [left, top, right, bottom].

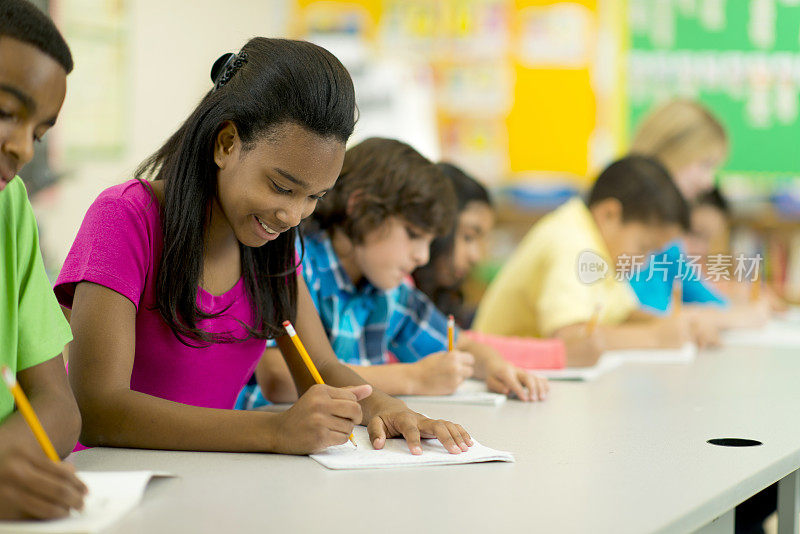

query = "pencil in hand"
[[585, 304, 602, 336], [1, 366, 60, 462], [447, 315, 455, 352], [672, 280, 682, 316], [282, 321, 358, 448]]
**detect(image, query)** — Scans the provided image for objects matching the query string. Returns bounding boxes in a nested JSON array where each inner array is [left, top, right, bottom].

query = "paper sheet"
[[721, 321, 800, 347], [536, 342, 697, 381], [0, 471, 170, 534], [602, 342, 698, 364], [398, 379, 507, 406], [310, 426, 514, 470], [536, 355, 623, 381]]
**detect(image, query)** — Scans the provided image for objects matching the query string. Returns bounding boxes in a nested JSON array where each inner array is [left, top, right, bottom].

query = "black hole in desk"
[[707, 438, 763, 447]]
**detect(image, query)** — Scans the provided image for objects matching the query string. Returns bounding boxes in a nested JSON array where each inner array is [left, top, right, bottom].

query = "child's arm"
[[0, 356, 80, 457], [342, 352, 475, 396], [595, 314, 691, 350], [276, 278, 473, 455], [254, 347, 298, 403], [550, 324, 605, 367], [456, 337, 549, 401], [68, 281, 367, 455], [0, 356, 87, 520]]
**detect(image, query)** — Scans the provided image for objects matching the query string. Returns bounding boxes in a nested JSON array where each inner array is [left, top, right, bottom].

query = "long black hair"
[[412, 162, 491, 322], [135, 38, 356, 346]]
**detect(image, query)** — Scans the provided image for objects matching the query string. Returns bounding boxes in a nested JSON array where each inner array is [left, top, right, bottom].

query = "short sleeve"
[[11, 181, 72, 370], [536, 244, 600, 337], [387, 283, 449, 362], [55, 193, 152, 311]]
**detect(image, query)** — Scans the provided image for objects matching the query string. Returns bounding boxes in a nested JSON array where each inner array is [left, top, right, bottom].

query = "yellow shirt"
[[473, 198, 637, 338]]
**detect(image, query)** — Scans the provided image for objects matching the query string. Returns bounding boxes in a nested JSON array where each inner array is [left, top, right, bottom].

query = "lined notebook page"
[[398, 379, 507, 406], [0, 471, 170, 534], [602, 342, 697, 364], [537, 342, 696, 381], [310, 427, 514, 470], [536, 356, 622, 381], [722, 322, 800, 347]]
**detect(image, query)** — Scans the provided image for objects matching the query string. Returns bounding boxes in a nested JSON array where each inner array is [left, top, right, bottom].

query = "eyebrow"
[[273, 168, 308, 188], [0, 83, 57, 127], [273, 167, 332, 194], [0, 83, 35, 111]]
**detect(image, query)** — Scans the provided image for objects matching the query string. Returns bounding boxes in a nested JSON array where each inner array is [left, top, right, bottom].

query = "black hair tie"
[[210, 51, 249, 90]]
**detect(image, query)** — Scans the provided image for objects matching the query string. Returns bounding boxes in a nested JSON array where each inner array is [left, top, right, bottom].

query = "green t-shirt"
[[0, 177, 72, 422]]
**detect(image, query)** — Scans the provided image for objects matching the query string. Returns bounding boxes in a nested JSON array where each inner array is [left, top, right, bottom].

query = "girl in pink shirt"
[[55, 37, 471, 456]]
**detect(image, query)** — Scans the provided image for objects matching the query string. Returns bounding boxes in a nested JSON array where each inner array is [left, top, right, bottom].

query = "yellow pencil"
[[1, 366, 59, 462], [672, 280, 682, 316], [585, 304, 602, 336], [447, 315, 455, 352], [750, 273, 762, 303], [282, 321, 357, 448]]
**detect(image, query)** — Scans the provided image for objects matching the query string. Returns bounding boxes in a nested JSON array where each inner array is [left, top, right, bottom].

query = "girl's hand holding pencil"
[[269, 383, 372, 455]]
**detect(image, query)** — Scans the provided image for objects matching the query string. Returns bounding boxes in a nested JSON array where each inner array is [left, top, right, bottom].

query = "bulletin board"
[[628, 0, 800, 187], [292, 0, 626, 184]]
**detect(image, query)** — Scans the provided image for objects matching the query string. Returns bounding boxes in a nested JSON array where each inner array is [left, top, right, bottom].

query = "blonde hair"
[[630, 100, 728, 175]]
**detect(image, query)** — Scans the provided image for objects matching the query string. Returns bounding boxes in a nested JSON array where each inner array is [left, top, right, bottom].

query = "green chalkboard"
[[627, 0, 800, 186]]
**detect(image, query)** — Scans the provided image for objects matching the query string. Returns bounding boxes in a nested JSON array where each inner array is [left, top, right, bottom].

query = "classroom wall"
[[36, 0, 291, 274]]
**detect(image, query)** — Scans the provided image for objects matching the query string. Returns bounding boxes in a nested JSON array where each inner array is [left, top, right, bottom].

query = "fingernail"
[[412, 446, 422, 455]]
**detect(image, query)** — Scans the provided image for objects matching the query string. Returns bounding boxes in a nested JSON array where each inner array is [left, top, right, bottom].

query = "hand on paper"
[[0, 443, 87, 520]]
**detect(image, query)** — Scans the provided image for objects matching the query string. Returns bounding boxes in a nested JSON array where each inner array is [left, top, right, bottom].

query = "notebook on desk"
[[535, 355, 622, 381], [535, 342, 696, 381], [0, 471, 171, 534], [602, 342, 697, 364], [721, 321, 800, 347], [310, 426, 513, 470], [397, 379, 507, 406]]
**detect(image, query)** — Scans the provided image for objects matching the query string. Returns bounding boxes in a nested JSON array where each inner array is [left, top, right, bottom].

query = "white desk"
[[70, 345, 800, 533]]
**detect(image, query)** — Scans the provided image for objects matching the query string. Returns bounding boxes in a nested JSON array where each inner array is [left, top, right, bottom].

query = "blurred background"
[[25, 0, 800, 304]]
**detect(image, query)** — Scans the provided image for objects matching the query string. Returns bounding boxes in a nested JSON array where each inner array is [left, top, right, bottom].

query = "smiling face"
[[0, 36, 67, 190], [213, 121, 345, 248], [352, 217, 435, 290]]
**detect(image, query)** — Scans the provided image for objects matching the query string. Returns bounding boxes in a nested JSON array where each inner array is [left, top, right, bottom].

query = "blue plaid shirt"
[[234, 231, 455, 410], [300, 231, 453, 365]]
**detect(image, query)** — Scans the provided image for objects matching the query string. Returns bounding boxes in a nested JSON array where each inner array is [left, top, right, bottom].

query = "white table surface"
[[70, 345, 800, 534]]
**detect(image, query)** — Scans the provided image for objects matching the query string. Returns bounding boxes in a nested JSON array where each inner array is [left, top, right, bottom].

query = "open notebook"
[[721, 321, 800, 348], [397, 379, 507, 406], [536, 342, 697, 381], [310, 426, 514, 470], [0, 471, 170, 534]]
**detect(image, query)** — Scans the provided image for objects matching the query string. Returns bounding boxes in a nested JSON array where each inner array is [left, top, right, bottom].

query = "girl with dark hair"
[[245, 139, 549, 408], [54, 38, 472, 456], [413, 162, 494, 325]]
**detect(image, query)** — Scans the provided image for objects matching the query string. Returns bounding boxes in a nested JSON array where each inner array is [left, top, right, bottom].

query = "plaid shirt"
[[234, 231, 454, 410], [300, 232, 453, 366]]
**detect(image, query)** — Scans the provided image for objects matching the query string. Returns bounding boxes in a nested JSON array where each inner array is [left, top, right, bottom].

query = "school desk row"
[[60, 342, 800, 534]]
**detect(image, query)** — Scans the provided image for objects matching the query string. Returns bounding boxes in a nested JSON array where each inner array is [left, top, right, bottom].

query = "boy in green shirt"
[[0, 0, 86, 520]]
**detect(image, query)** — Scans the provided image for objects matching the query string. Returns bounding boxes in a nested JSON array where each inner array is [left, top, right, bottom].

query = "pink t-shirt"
[[55, 179, 277, 410]]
